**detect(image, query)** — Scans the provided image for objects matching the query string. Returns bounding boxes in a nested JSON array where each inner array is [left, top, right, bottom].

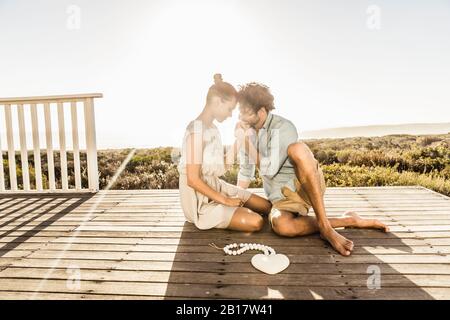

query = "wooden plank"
[[7, 218, 450, 227], [0, 291, 166, 300], [19, 249, 450, 264], [4, 229, 449, 239], [1, 190, 442, 199], [0, 278, 435, 299], [3, 210, 450, 219], [0, 250, 34, 258], [3, 235, 446, 246], [0, 195, 443, 202], [3, 258, 450, 275], [2, 267, 450, 289], [24, 250, 337, 263], [5, 242, 450, 255], [26, 188, 418, 198], [0, 226, 76, 232], [21, 214, 446, 221], [70, 225, 410, 233]]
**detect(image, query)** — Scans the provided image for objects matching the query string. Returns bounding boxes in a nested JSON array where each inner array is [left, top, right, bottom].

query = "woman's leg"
[[227, 207, 265, 232], [243, 194, 272, 216]]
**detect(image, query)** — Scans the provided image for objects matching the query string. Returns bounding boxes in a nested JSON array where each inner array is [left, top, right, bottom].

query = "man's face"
[[238, 104, 261, 128]]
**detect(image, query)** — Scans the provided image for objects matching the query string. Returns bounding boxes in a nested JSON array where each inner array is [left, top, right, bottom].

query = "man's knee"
[[271, 216, 300, 237], [287, 142, 311, 162]]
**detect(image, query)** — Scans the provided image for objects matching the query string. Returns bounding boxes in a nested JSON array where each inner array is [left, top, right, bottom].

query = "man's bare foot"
[[320, 228, 354, 256], [343, 211, 390, 232]]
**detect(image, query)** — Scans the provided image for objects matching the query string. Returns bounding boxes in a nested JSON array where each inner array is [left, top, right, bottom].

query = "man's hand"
[[235, 121, 256, 146], [234, 121, 250, 142]]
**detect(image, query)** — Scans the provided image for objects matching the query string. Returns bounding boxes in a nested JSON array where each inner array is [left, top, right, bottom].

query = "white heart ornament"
[[251, 253, 290, 275]]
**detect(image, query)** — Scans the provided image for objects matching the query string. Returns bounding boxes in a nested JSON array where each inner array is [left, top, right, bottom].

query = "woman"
[[177, 74, 272, 231]]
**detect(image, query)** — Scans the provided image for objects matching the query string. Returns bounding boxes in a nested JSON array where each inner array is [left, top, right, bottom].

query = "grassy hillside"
[[1, 133, 449, 196]]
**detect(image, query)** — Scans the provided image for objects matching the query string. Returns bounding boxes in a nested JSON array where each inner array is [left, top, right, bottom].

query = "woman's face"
[[213, 96, 237, 123]]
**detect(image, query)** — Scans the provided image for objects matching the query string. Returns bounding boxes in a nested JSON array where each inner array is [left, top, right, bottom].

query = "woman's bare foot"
[[343, 211, 390, 232], [320, 228, 354, 256]]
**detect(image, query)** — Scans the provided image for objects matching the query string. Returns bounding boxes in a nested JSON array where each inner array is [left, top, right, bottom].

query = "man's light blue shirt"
[[238, 112, 299, 203]]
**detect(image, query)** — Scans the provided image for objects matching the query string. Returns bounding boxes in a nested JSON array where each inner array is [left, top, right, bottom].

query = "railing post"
[[57, 102, 69, 190], [4, 104, 17, 191], [30, 103, 43, 191], [17, 104, 30, 191], [0, 133, 4, 191], [44, 102, 56, 191], [70, 101, 82, 191], [84, 98, 99, 192]]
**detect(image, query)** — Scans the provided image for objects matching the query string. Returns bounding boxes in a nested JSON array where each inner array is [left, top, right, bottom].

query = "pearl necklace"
[[210, 242, 276, 256]]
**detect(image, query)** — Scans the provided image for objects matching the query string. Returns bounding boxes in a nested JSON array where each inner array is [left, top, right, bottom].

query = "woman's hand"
[[223, 196, 244, 208], [234, 121, 252, 142]]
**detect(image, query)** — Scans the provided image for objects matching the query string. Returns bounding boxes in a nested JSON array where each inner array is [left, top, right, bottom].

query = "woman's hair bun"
[[213, 73, 223, 85]]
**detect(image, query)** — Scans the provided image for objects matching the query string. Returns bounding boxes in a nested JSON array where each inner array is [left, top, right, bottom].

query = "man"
[[235, 82, 389, 256]]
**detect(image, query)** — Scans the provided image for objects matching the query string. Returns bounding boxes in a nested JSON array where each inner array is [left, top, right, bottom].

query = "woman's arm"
[[186, 132, 242, 207]]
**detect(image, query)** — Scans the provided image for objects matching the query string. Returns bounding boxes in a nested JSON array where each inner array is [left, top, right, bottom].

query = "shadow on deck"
[[0, 187, 449, 299]]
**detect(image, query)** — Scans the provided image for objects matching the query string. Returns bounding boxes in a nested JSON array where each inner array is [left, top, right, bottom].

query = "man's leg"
[[285, 142, 354, 256], [270, 209, 389, 238], [243, 194, 272, 216]]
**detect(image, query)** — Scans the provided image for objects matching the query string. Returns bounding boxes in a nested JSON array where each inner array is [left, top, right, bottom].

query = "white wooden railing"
[[0, 93, 102, 193]]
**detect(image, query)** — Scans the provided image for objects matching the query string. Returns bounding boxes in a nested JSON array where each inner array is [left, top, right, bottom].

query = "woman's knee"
[[232, 209, 264, 232], [249, 214, 264, 232]]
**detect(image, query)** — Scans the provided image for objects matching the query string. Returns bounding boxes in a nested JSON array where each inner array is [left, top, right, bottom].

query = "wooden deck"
[[1, 186, 450, 300]]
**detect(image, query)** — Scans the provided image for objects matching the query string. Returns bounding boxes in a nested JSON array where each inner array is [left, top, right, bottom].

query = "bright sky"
[[1, 0, 449, 149]]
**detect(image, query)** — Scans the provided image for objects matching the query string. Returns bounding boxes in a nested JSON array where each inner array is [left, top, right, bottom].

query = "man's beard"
[[249, 116, 261, 129]]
